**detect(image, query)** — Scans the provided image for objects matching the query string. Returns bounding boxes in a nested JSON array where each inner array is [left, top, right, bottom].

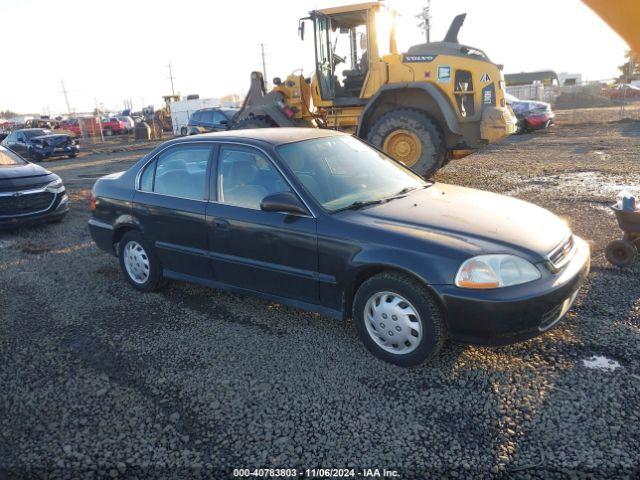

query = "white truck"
[[168, 97, 221, 136]]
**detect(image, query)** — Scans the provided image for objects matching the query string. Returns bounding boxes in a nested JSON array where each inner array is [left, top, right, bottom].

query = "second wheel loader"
[[232, 2, 517, 178]]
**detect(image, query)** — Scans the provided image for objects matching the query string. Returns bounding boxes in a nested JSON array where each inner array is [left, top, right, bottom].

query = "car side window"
[[202, 111, 215, 124], [217, 146, 292, 210], [139, 160, 156, 192], [148, 145, 212, 200], [213, 112, 227, 125]]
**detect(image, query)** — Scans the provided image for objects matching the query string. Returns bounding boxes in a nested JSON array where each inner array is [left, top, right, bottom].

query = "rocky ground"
[[1, 122, 639, 479]]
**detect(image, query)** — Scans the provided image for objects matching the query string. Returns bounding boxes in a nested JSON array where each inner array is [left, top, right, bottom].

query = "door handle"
[[213, 218, 229, 230]]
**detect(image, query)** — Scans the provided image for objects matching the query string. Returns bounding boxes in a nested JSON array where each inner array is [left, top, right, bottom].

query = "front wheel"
[[367, 108, 445, 178], [118, 231, 164, 292], [103, 128, 113, 137], [353, 272, 446, 367], [180, 126, 188, 136]]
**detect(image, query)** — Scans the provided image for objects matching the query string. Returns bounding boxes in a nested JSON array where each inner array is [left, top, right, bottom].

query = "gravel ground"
[[1, 122, 639, 479]]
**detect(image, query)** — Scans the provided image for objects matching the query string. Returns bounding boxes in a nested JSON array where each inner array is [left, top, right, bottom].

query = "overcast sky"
[[0, 0, 629, 115]]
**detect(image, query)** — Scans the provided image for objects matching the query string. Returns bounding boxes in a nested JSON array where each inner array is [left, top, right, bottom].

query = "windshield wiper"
[[333, 199, 386, 212]]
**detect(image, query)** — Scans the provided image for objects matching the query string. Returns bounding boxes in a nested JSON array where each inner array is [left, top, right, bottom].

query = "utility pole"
[[60, 80, 72, 116], [260, 43, 268, 87], [416, 1, 432, 43], [167, 62, 176, 96]]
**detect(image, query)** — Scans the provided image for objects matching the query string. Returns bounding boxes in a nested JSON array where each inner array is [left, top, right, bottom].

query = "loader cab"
[[307, 2, 396, 106]]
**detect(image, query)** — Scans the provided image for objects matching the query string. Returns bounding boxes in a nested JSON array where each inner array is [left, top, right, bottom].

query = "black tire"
[[31, 153, 43, 162], [103, 128, 113, 137], [67, 153, 77, 159], [353, 272, 446, 367], [367, 108, 445, 178], [180, 126, 188, 136], [117, 231, 164, 292], [605, 239, 638, 267], [233, 116, 274, 129]]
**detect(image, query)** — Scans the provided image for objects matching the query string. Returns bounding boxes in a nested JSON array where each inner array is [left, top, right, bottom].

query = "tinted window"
[[217, 146, 291, 210], [139, 159, 155, 191], [201, 111, 215, 124], [0, 146, 26, 166], [191, 111, 202, 123], [152, 145, 212, 200], [23, 130, 48, 139], [212, 112, 227, 124], [277, 135, 426, 211]]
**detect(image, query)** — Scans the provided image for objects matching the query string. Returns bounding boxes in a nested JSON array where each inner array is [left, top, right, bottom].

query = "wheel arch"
[[112, 216, 144, 252], [357, 83, 462, 141], [343, 263, 447, 323]]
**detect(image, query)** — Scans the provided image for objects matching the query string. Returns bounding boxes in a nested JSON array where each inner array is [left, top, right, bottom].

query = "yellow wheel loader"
[[232, 2, 517, 178]]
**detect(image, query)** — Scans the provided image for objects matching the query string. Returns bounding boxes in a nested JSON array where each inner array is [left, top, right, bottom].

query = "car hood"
[[0, 162, 50, 180], [31, 134, 71, 142], [350, 183, 570, 259]]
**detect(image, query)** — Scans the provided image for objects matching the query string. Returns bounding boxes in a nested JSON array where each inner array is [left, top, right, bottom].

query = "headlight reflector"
[[45, 177, 65, 194], [455, 254, 541, 289]]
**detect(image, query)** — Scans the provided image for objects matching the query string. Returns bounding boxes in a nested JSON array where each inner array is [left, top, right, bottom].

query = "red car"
[[605, 84, 640, 99], [60, 119, 81, 136], [100, 117, 128, 136]]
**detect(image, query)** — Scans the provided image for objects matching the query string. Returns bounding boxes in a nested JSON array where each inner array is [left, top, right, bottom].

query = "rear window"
[[0, 146, 27, 166]]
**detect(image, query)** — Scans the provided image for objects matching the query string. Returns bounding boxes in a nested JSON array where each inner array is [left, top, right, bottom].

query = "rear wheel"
[[353, 272, 446, 367], [233, 116, 274, 129], [118, 231, 164, 292], [367, 108, 445, 178], [180, 126, 188, 136], [605, 239, 638, 267]]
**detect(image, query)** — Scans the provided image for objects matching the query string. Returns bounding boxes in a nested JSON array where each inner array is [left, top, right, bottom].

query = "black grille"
[[539, 303, 563, 330], [549, 236, 575, 269], [0, 181, 49, 193], [0, 192, 55, 216]]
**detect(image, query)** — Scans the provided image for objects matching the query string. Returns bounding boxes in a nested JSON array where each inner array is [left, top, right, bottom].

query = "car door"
[[206, 144, 319, 304], [11, 132, 28, 156], [211, 111, 229, 131], [133, 143, 216, 279]]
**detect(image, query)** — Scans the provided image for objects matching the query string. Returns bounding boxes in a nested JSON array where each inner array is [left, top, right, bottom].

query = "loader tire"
[[367, 108, 445, 178], [234, 116, 275, 130]]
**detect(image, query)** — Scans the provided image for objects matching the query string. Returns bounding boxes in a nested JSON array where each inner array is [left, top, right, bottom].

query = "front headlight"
[[455, 254, 541, 289], [45, 177, 65, 194]]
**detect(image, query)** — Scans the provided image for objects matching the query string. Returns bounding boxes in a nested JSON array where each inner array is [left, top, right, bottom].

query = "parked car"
[[101, 117, 128, 136], [185, 108, 238, 136], [1, 128, 79, 161], [505, 93, 555, 132], [88, 129, 590, 367], [59, 119, 81, 136], [117, 115, 135, 133], [0, 145, 68, 228], [605, 83, 640, 99]]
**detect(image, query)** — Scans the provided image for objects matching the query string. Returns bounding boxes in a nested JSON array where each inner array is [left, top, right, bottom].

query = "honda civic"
[[88, 129, 590, 366]]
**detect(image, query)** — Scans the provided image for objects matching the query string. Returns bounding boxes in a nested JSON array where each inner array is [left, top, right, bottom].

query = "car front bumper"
[[0, 192, 69, 229], [434, 236, 590, 346], [36, 144, 80, 158]]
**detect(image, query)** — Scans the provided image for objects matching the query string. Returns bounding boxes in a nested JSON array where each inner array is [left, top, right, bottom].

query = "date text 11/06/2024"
[[232, 468, 400, 478]]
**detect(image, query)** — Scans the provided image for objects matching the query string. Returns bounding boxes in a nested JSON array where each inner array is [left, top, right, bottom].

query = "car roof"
[[186, 128, 347, 146], [15, 128, 47, 133]]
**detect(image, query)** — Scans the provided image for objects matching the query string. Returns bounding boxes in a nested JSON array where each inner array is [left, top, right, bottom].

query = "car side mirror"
[[261, 191, 308, 216], [219, 119, 228, 125]]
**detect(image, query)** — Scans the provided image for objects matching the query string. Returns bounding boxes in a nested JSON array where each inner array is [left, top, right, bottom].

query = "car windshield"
[[277, 135, 428, 212], [23, 129, 48, 139], [0, 146, 27, 166]]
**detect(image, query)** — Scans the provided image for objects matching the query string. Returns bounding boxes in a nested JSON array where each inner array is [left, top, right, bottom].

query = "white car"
[[116, 116, 135, 132]]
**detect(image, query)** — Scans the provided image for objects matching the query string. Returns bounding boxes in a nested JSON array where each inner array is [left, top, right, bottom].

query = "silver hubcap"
[[123, 241, 150, 284], [364, 291, 422, 355]]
